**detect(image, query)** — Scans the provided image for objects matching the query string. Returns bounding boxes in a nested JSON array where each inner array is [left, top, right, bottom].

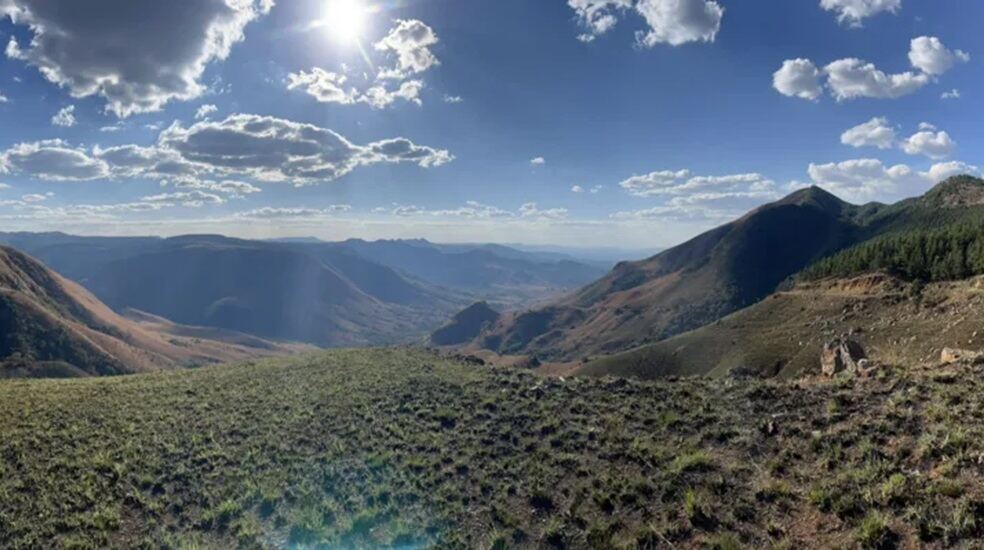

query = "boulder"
[[821, 338, 867, 377], [940, 348, 984, 365]]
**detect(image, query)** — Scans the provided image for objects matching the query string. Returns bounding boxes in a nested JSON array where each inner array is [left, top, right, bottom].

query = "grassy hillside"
[[4, 348, 984, 547], [578, 273, 984, 380]]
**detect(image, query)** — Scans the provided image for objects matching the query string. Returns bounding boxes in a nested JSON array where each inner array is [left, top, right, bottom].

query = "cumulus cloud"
[[773, 59, 823, 101], [571, 185, 585, 193], [776, 36, 967, 102], [158, 114, 452, 184], [569, 0, 722, 46], [235, 205, 352, 219], [1, 0, 272, 117], [374, 19, 440, 80], [361, 80, 424, 108], [3, 114, 452, 186], [908, 36, 970, 76], [841, 117, 896, 149], [840, 118, 958, 160], [0, 91, 8, 103], [287, 69, 356, 104], [443, 95, 463, 104], [0, 139, 110, 181], [380, 201, 565, 220], [530, 157, 546, 166], [569, 0, 631, 41], [288, 20, 438, 109], [901, 129, 956, 159], [50, 105, 76, 127], [195, 104, 218, 120], [634, 0, 724, 47], [824, 58, 929, 100], [819, 0, 900, 27]]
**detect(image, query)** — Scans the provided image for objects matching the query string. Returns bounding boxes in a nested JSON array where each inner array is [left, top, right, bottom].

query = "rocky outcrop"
[[821, 338, 867, 377], [940, 348, 984, 365]]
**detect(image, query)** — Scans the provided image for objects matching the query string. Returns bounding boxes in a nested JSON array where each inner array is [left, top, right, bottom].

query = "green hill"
[[3, 348, 984, 547]]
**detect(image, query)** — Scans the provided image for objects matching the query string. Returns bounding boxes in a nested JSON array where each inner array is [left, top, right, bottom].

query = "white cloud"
[[51, 105, 76, 127], [286, 68, 356, 105], [824, 58, 929, 100], [773, 59, 822, 101], [1, 0, 272, 117], [519, 202, 569, 220], [3, 114, 451, 186], [158, 114, 453, 185], [569, 0, 723, 47], [530, 157, 546, 166], [841, 117, 896, 149], [778, 36, 967, 102], [0, 91, 7, 103], [901, 129, 955, 159], [141, 190, 224, 208], [925, 161, 980, 182], [941, 89, 960, 100], [571, 185, 585, 193], [819, 0, 900, 27], [620, 169, 775, 197], [167, 178, 261, 198], [909, 36, 970, 76], [21, 192, 52, 203], [374, 19, 440, 80], [235, 205, 352, 219], [195, 104, 218, 120], [804, 158, 979, 202], [0, 139, 110, 181], [569, 0, 632, 41], [443, 94, 463, 104], [360, 80, 424, 108], [634, 0, 724, 47]]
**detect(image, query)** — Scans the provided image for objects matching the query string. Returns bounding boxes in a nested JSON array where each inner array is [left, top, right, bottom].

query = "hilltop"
[[0, 246, 299, 378], [3, 348, 984, 547]]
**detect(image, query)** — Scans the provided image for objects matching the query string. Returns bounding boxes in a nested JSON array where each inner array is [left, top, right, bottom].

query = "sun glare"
[[322, 0, 371, 44]]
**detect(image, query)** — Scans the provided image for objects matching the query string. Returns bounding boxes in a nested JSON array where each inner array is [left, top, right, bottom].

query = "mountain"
[[475, 176, 984, 361], [429, 301, 500, 346], [0, 233, 605, 345], [0, 246, 299, 378], [73, 235, 461, 347]]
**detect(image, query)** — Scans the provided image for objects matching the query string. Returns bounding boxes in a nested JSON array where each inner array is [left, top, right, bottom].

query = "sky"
[[0, 0, 980, 249]]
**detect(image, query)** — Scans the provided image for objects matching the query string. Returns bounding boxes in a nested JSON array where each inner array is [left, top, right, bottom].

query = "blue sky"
[[0, 0, 980, 248]]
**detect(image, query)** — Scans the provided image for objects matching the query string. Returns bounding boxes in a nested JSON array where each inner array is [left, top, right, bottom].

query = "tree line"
[[801, 222, 984, 283]]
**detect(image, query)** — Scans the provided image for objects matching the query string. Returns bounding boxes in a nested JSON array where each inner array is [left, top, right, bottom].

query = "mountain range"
[[0, 233, 606, 348], [470, 176, 984, 364]]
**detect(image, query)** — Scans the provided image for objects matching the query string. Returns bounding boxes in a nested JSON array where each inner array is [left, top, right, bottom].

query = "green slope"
[[3, 349, 984, 547]]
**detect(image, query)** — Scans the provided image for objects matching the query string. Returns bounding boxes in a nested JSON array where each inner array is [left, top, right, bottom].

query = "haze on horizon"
[[0, 0, 980, 249]]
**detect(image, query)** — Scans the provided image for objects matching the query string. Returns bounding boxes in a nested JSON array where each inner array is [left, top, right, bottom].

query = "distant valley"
[[0, 233, 606, 354]]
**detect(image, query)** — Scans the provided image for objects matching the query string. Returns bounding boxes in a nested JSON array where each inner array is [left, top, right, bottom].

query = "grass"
[[2, 348, 984, 547]]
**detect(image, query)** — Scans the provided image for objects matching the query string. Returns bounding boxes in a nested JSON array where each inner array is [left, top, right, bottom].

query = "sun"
[[322, 0, 372, 44]]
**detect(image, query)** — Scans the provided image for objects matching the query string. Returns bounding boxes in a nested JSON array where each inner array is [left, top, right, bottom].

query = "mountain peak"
[[775, 185, 846, 211], [922, 175, 984, 207]]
